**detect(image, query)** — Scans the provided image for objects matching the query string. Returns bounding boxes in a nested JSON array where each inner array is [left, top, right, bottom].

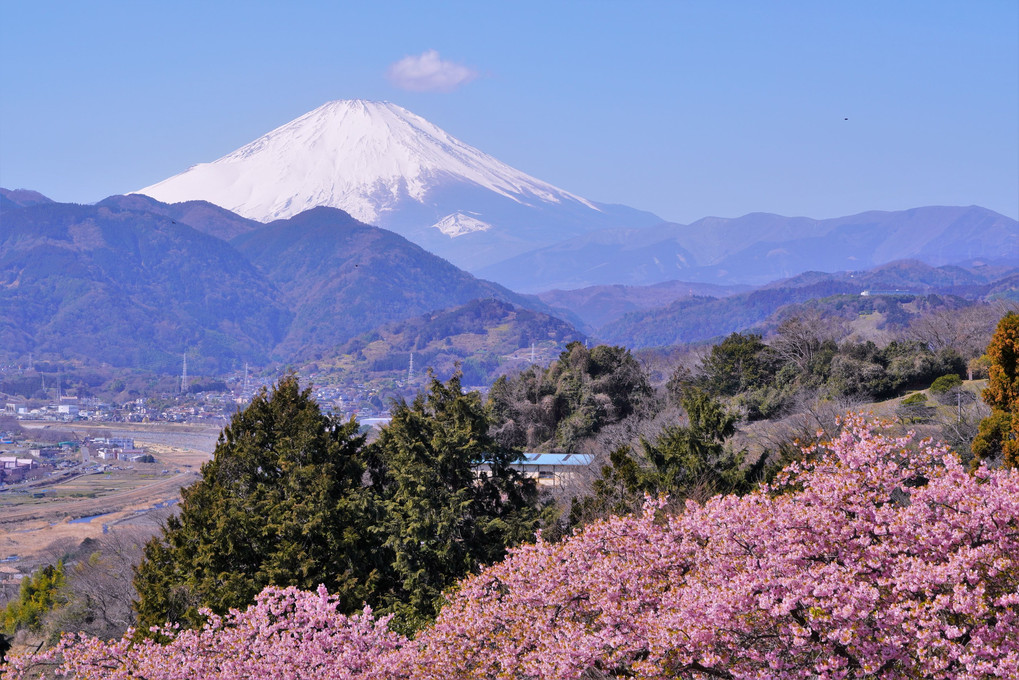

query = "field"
[[0, 422, 221, 576]]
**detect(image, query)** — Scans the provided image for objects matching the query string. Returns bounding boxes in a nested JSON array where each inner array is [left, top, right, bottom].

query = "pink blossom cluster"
[[6, 416, 1018, 679], [3, 586, 406, 680]]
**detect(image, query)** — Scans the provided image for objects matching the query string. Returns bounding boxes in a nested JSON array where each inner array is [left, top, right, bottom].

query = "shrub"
[[929, 373, 963, 394]]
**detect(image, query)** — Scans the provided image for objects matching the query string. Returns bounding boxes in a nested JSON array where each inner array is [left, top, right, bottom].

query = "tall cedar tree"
[[973, 312, 1019, 468], [367, 372, 538, 633], [133, 376, 377, 631]]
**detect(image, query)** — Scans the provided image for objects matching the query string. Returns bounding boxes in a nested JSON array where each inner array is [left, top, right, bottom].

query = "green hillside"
[[231, 207, 552, 360], [1, 201, 290, 373], [312, 298, 584, 386]]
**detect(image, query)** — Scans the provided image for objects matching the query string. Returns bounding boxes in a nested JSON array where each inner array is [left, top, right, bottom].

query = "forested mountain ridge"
[[0, 195, 577, 372], [3, 191, 1014, 378], [324, 298, 585, 386], [1, 188, 55, 208], [98, 194, 261, 241], [537, 280, 748, 332], [230, 207, 556, 361], [0, 199, 290, 373]]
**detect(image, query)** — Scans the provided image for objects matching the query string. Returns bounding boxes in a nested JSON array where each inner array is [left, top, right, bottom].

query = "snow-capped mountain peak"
[[135, 99, 663, 271], [432, 212, 493, 237], [137, 99, 597, 225]]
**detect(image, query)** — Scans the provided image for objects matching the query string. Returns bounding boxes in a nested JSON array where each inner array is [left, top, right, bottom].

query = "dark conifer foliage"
[[700, 332, 776, 396], [133, 373, 542, 636], [133, 375, 375, 630], [488, 342, 654, 452], [367, 372, 539, 633], [569, 390, 762, 528]]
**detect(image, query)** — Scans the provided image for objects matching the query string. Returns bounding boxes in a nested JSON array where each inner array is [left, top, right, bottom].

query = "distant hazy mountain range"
[[134, 99, 1018, 291], [479, 206, 1019, 291], [593, 260, 1019, 349]]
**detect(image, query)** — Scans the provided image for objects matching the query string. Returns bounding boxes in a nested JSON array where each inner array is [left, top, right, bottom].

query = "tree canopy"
[[570, 390, 761, 527], [700, 332, 776, 397], [133, 375, 375, 630], [367, 371, 538, 632], [130, 372, 541, 636], [1, 563, 65, 638], [487, 342, 653, 452], [973, 312, 1019, 469]]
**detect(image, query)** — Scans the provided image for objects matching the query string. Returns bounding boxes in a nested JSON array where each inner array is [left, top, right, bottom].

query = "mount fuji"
[[137, 100, 660, 271]]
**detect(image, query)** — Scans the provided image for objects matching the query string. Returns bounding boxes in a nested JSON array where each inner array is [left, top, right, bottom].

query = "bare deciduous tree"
[[768, 312, 847, 374], [38, 512, 172, 643], [907, 303, 1014, 360], [735, 388, 865, 469]]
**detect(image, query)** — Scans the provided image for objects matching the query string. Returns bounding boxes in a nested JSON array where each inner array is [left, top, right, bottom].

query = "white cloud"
[[386, 50, 479, 93]]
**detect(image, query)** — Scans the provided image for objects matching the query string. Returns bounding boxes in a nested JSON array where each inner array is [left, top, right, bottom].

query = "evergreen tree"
[[639, 390, 754, 497], [973, 312, 1019, 468], [972, 410, 1013, 467], [133, 375, 376, 631], [700, 332, 776, 397], [1, 562, 65, 636], [368, 371, 539, 633], [567, 445, 647, 526]]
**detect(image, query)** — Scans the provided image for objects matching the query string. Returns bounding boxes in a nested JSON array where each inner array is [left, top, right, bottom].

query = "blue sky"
[[2, 0, 1016, 224]]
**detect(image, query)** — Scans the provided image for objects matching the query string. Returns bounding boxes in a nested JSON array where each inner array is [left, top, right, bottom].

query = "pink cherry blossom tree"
[[5, 416, 1017, 679], [3, 585, 407, 680]]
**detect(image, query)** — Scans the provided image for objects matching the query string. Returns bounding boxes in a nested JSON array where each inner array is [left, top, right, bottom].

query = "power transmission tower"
[[181, 351, 188, 395]]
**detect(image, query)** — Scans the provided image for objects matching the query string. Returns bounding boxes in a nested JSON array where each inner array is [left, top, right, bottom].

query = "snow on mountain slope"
[[138, 100, 596, 225], [135, 100, 662, 271], [432, 212, 493, 237]]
